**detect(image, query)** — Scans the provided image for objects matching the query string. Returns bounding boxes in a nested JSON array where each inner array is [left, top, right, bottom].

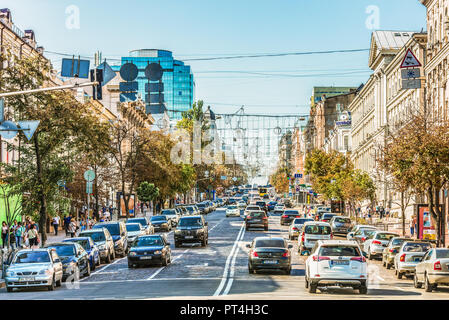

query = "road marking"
[[213, 222, 245, 296], [209, 218, 225, 232], [222, 227, 246, 296], [80, 257, 126, 281], [146, 249, 189, 280]]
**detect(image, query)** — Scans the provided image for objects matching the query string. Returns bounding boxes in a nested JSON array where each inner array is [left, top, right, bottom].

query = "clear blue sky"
[[3, 0, 426, 115]]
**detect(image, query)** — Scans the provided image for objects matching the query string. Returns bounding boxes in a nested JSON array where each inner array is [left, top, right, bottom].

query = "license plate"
[[253, 219, 261, 222], [140, 256, 152, 260], [185, 236, 194, 239], [263, 260, 278, 264], [331, 260, 349, 266], [19, 277, 35, 281], [413, 257, 421, 262]]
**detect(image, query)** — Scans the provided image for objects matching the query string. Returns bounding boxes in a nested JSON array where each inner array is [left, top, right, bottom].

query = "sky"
[[2, 0, 426, 116]]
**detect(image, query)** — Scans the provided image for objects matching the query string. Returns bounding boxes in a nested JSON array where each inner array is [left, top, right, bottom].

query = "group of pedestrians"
[[1, 218, 40, 249]]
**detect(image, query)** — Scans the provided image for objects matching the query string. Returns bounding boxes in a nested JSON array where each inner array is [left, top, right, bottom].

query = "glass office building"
[[120, 49, 195, 120]]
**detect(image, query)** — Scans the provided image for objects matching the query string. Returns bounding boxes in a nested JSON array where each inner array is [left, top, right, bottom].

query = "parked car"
[[127, 234, 172, 268], [349, 226, 378, 245], [195, 202, 208, 214], [125, 223, 147, 243], [161, 209, 180, 227], [298, 221, 332, 255], [394, 241, 432, 279], [4, 249, 63, 292], [362, 231, 399, 260], [245, 210, 269, 231], [305, 240, 368, 294], [382, 237, 413, 269], [414, 248, 449, 292], [185, 205, 200, 215], [150, 215, 172, 232], [330, 216, 352, 236], [44, 242, 91, 281], [92, 221, 128, 257], [288, 218, 313, 240], [226, 205, 240, 217], [62, 237, 101, 270], [127, 217, 154, 234], [79, 228, 115, 263], [174, 215, 209, 247], [280, 210, 301, 226], [247, 237, 293, 274]]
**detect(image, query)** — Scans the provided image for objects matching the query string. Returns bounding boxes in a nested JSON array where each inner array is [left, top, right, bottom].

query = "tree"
[[341, 169, 376, 218], [378, 112, 449, 246], [270, 167, 290, 194], [136, 182, 159, 214]]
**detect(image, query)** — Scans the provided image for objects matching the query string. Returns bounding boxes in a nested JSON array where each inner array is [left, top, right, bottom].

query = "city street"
[[1, 209, 448, 300]]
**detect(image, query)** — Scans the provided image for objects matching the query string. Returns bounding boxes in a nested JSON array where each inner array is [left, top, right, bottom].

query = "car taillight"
[[252, 251, 258, 257], [262, 217, 268, 220], [330, 233, 333, 240], [351, 256, 366, 263], [389, 249, 395, 253], [301, 232, 305, 243], [296, 216, 301, 218], [372, 240, 381, 245], [400, 254, 406, 262], [361, 237, 366, 242], [282, 251, 290, 258], [282, 215, 287, 218], [312, 256, 330, 261], [434, 261, 442, 271], [293, 227, 298, 231]]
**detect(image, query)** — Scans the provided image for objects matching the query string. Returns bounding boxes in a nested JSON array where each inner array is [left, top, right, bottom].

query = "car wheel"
[[48, 276, 55, 291], [106, 251, 111, 263], [424, 274, 433, 292], [305, 276, 309, 288], [91, 259, 96, 271], [128, 261, 134, 269], [6, 287, 13, 293], [414, 274, 422, 289], [308, 283, 317, 294], [56, 278, 62, 287], [397, 271, 403, 280], [175, 242, 180, 248], [202, 238, 207, 247], [386, 263, 391, 270], [84, 262, 91, 277], [162, 255, 168, 266], [359, 285, 368, 294]]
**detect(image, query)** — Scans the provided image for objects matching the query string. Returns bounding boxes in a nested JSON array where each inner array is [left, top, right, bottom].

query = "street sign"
[[400, 49, 422, 68], [401, 68, 420, 79], [232, 177, 237, 182], [120, 63, 138, 82], [97, 61, 116, 86], [0, 121, 18, 139], [84, 170, 95, 182], [221, 176, 227, 180], [86, 181, 93, 194], [402, 79, 421, 90], [294, 173, 303, 179], [17, 120, 40, 141], [145, 63, 163, 81], [61, 58, 90, 78]]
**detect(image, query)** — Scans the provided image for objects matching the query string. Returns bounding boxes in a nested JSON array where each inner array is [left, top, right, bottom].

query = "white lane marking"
[[376, 275, 385, 282], [213, 222, 245, 296], [209, 218, 225, 232], [146, 249, 189, 280], [80, 257, 126, 281], [221, 226, 246, 296]]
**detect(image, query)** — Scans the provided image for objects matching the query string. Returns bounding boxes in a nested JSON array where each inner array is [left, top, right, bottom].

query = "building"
[[323, 110, 352, 155], [310, 86, 357, 107], [349, 30, 426, 218], [120, 49, 195, 120]]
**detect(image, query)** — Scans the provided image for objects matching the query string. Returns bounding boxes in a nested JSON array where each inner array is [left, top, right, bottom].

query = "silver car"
[[125, 223, 147, 243], [414, 248, 449, 292], [330, 216, 352, 236], [4, 249, 64, 292], [394, 241, 432, 279], [288, 218, 313, 240], [362, 231, 399, 260]]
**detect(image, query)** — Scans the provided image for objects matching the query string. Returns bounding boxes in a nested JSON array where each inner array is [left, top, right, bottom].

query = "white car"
[[226, 205, 240, 217], [243, 205, 262, 219], [298, 221, 333, 255], [305, 240, 368, 294], [288, 218, 314, 240], [362, 231, 399, 260], [125, 223, 147, 243], [237, 201, 247, 209]]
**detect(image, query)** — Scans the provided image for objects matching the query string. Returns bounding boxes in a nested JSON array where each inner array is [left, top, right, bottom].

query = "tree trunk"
[[94, 166, 99, 220], [401, 191, 406, 237], [34, 134, 47, 246]]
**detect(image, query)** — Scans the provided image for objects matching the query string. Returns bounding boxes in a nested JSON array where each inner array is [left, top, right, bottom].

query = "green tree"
[[136, 181, 159, 214]]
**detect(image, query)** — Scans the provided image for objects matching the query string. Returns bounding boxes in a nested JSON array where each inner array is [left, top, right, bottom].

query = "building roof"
[[372, 31, 414, 50]]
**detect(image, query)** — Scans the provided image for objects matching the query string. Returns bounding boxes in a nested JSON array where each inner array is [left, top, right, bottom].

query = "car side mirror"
[[246, 244, 251, 248]]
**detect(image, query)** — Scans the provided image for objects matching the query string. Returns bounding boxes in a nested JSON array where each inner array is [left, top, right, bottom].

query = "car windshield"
[[319, 246, 361, 257], [334, 217, 351, 223], [250, 212, 265, 218], [13, 251, 50, 264], [126, 224, 141, 232], [46, 245, 75, 257], [322, 214, 335, 219], [284, 211, 299, 215], [82, 232, 105, 242], [436, 249, 449, 259], [254, 239, 285, 248], [294, 218, 313, 224], [403, 243, 431, 252], [178, 218, 203, 227], [134, 237, 164, 247], [228, 206, 237, 209], [256, 202, 265, 206], [376, 233, 398, 241], [392, 239, 408, 246], [128, 218, 147, 226], [151, 216, 167, 222], [186, 207, 194, 212], [162, 210, 176, 215], [93, 224, 120, 236], [304, 225, 332, 235]]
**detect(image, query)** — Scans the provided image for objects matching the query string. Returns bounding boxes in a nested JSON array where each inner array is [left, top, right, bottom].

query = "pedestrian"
[[15, 222, 25, 248], [1, 221, 8, 248], [52, 214, 60, 236], [410, 215, 417, 238], [27, 224, 39, 248], [68, 218, 77, 238]]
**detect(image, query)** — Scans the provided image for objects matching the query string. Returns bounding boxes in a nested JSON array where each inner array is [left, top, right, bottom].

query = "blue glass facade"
[[120, 49, 195, 120]]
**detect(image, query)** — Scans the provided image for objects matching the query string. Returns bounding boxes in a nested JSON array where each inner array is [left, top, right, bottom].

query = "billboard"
[[416, 204, 441, 241], [119, 194, 135, 218]]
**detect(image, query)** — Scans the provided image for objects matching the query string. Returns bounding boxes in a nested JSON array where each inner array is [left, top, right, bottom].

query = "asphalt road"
[[1, 208, 448, 300]]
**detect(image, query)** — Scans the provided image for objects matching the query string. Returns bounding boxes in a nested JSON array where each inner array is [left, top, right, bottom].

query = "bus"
[[258, 187, 268, 197]]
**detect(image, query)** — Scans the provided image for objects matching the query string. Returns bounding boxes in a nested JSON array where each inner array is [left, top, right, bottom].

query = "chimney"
[[36, 46, 44, 55], [0, 8, 12, 29], [23, 29, 37, 49]]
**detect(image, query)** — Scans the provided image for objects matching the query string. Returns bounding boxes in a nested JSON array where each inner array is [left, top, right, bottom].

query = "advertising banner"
[[120, 194, 135, 218], [416, 204, 440, 241]]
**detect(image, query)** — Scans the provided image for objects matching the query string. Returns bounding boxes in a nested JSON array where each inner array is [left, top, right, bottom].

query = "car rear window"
[[250, 211, 266, 218], [391, 238, 408, 246], [304, 225, 331, 235], [334, 217, 350, 223], [322, 214, 335, 219], [376, 233, 398, 241], [436, 249, 449, 259], [318, 246, 361, 257], [403, 243, 431, 252], [294, 218, 312, 224], [246, 206, 260, 211], [284, 211, 299, 215], [255, 239, 285, 248]]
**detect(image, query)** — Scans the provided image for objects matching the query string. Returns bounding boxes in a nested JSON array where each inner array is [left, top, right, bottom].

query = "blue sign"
[[119, 82, 138, 92], [61, 58, 90, 79], [97, 62, 116, 86], [120, 92, 138, 102], [294, 174, 303, 178]]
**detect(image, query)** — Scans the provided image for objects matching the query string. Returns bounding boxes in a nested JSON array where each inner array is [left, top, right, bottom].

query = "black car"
[[127, 235, 172, 268], [127, 217, 154, 234], [245, 210, 269, 231], [280, 210, 301, 225], [44, 242, 91, 281], [255, 201, 268, 212], [174, 215, 208, 247], [150, 215, 171, 232], [247, 237, 293, 274], [92, 221, 128, 257]]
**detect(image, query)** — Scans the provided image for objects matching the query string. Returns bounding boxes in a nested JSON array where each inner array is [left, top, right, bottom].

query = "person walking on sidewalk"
[[15, 222, 25, 248], [68, 218, 77, 238], [410, 216, 416, 238], [1, 221, 9, 248], [27, 225, 39, 248], [52, 215, 60, 236]]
